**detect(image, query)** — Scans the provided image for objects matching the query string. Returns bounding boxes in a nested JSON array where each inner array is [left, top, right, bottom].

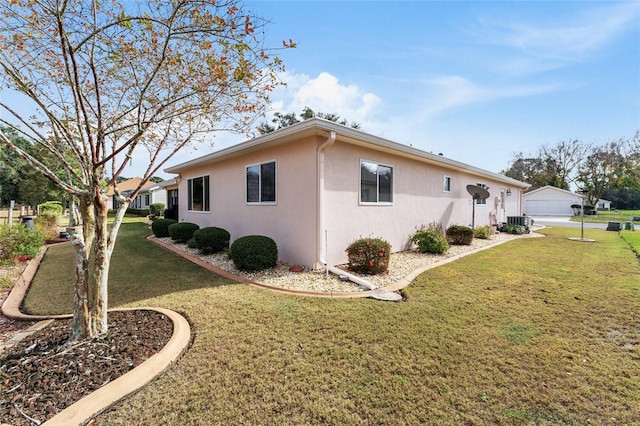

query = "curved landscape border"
[[148, 232, 544, 298], [0, 246, 192, 426]]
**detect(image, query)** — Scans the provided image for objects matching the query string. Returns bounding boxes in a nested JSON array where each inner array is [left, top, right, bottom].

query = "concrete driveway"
[[531, 216, 608, 229]]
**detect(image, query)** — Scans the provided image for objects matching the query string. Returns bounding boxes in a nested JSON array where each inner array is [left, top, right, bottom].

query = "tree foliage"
[[257, 106, 361, 134], [0, 0, 291, 340], [503, 133, 639, 208]]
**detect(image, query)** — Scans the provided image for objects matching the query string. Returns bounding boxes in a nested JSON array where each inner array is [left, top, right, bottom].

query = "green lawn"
[[569, 209, 640, 224], [24, 222, 640, 425]]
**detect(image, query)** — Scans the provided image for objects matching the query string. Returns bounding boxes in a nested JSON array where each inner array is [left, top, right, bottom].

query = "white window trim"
[[476, 182, 488, 206], [359, 159, 394, 206], [442, 175, 452, 193], [246, 160, 277, 205], [187, 175, 210, 213]]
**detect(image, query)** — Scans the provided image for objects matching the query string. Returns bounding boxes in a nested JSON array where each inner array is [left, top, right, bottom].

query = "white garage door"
[[525, 199, 574, 216]]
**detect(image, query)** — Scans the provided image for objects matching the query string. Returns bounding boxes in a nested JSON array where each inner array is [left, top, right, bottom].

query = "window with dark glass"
[[443, 175, 451, 193], [246, 161, 276, 203], [476, 183, 488, 205], [360, 160, 393, 203], [187, 176, 210, 211]]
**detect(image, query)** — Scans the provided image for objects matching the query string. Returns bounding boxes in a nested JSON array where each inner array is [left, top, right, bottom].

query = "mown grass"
[[570, 209, 640, 224], [622, 230, 640, 256], [23, 223, 640, 425]]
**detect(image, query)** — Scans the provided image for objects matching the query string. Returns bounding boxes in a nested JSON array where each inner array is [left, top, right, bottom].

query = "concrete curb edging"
[[149, 232, 545, 298], [1, 245, 192, 426], [43, 307, 190, 426]]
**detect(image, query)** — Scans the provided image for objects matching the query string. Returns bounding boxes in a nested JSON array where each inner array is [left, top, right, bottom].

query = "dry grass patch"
[[22, 224, 640, 424]]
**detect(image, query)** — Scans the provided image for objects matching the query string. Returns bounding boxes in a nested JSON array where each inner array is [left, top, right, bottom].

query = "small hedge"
[[473, 225, 491, 239], [168, 222, 200, 243], [229, 235, 278, 271], [193, 227, 230, 254], [0, 225, 43, 262], [411, 224, 449, 254], [345, 237, 391, 275], [504, 224, 527, 235], [38, 201, 62, 216], [151, 219, 177, 238], [446, 225, 474, 245], [150, 203, 165, 217]]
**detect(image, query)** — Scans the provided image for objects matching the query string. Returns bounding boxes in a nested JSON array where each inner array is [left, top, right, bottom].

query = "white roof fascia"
[[523, 185, 582, 197], [165, 118, 529, 188]]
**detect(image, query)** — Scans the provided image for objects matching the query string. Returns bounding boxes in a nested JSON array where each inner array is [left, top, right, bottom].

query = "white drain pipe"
[[315, 130, 376, 290]]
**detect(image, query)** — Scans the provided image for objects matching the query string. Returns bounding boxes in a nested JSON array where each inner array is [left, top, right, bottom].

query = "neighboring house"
[[165, 118, 529, 269], [596, 199, 612, 211], [106, 177, 146, 210], [522, 186, 583, 216], [128, 179, 177, 211]]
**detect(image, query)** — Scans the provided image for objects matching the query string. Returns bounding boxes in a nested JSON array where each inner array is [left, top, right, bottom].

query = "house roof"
[[106, 177, 154, 196], [522, 185, 582, 198], [165, 118, 529, 188]]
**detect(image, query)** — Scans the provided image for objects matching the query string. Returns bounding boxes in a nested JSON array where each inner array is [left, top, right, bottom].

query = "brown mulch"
[[0, 310, 173, 425]]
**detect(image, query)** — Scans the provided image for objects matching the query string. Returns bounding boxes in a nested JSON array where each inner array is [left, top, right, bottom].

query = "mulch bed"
[[0, 309, 173, 425]]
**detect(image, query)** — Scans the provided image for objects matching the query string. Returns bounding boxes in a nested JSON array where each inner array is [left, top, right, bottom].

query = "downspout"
[[316, 131, 336, 270], [315, 131, 377, 291]]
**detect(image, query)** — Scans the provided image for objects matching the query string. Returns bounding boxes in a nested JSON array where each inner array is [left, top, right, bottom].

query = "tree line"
[[501, 133, 640, 209]]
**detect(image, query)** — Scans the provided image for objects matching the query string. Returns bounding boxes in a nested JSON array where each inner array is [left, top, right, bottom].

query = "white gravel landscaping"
[[156, 230, 539, 293]]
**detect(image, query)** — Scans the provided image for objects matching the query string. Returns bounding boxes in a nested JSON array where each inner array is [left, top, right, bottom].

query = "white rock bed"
[[157, 232, 529, 293]]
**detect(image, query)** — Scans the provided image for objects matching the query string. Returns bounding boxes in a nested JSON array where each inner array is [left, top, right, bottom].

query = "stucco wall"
[[176, 136, 318, 266], [321, 142, 522, 265]]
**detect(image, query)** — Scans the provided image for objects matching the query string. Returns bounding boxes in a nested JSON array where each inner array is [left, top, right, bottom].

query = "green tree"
[[502, 139, 589, 190], [0, 127, 29, 206], [0, 0, 291, 340], [257, 106, 361, 134]]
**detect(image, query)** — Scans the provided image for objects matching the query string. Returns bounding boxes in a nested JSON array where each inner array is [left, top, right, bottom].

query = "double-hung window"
[[360, 160, 393, 204], [443, 175, 451, 193], [246, 161, 276, 204], [187, 176, 210, 212], [476, 183, 488, 205]]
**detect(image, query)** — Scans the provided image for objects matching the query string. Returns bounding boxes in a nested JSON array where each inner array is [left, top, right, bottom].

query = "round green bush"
[[149, 203, 165, 217], [446, 225, 474, 245], [0, 224, 44, 261], [411, 228, 449, 254], [473, 225, 491, 239], [345, 237, 391, 275], [38, 201, 63, 216], [193, 227, 230, 255], [151, 218, 177, 238], [168, 222, 200, 243], [229, 235, 278, 271]]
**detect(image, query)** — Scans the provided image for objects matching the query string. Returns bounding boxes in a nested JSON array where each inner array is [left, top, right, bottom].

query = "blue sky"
[[157, 0, 639, 179]]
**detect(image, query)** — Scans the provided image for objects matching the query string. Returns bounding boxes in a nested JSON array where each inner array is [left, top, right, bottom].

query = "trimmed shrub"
[[446, 225, 473, 245], [186, 238, 197, 249], [151, 218, 177, 238], [38, 201, 63, 216], [229, 235, 278, 271], [150, 203, 165, 217], [345, 237, 391, 275], [411, 224, 449, 254], [504, 224, 527, 235], [0, 225, 44, 262], [473, 225, 491, 239], [193, 227, 230, 254], [168, 222, 200, 243]]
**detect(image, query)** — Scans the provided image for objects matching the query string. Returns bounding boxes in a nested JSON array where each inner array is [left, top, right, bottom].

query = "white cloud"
[[473, 2, 640, 74], [270, 71, 382, 123]]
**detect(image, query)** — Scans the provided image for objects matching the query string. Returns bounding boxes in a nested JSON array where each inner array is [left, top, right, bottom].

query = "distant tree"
[[149, 176, 165, 184], [257, 106, 361, 134], [502, 140, 589, 189], [576, 138, 632, 206], [0, 127, 29, 206]]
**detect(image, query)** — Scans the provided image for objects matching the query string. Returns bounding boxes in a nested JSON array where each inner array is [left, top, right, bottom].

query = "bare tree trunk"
[[88, 193, 109, 336]]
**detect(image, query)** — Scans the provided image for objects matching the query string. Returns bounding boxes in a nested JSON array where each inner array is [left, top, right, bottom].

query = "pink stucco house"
[[165, 118, 529, 269]]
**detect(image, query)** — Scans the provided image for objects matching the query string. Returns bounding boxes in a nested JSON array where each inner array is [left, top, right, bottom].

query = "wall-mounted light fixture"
[[506, 188, 512, 196]]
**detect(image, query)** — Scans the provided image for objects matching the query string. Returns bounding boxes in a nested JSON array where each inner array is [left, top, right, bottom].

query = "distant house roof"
[[165, 118, 529, 189], [106, 177, 154, 196], [522, 185, 581, 198]]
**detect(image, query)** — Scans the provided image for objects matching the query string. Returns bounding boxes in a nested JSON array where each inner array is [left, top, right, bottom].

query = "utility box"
[[507, 216, 531, 232]]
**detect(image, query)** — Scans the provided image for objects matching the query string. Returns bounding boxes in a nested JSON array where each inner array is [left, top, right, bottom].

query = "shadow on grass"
[[22, 221, 239, 316]]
